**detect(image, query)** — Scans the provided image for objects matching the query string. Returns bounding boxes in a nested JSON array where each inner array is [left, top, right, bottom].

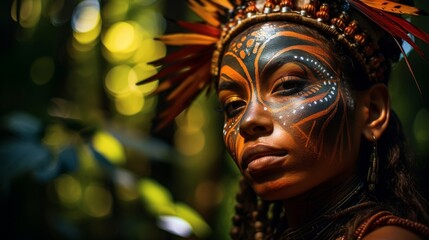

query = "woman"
[[140, 0, 429, 239]]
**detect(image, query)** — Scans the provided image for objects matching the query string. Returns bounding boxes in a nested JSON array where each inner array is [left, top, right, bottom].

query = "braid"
[[230, 177, 285, 239], [230, 177, 258, 239]]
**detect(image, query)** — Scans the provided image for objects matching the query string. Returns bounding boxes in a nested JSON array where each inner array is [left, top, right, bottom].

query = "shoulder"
[[353, 210, 429, 240], [362, 226, 423, 240]]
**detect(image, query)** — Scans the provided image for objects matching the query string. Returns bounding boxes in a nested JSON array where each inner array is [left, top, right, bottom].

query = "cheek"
[[223, 117, 241, 164], [272, 81, 352, 157]]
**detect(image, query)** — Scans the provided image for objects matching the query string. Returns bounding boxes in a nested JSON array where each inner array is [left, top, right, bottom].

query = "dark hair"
[[229, 23, 429, 240]]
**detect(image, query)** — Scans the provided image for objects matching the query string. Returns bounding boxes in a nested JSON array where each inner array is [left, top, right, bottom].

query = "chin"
[[250, 179, 302, 201]]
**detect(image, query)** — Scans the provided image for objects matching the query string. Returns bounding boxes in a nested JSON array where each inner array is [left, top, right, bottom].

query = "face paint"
[[218, 22, 359, 200]]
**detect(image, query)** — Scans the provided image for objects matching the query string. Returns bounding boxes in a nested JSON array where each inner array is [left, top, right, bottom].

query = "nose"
[[239, 101, 273, 139]]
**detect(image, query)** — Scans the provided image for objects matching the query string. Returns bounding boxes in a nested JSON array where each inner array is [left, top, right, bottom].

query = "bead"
[[316, 4, 329, 22], [369, 55, 384, 69], [230, 226, 240, 237], [303, 3, 316, 16], [344, 20, 358, 36], [333, 12, 350, 31], [362, 45, 375, 56], [280, 0, 293, 8], [245, 1, 259, 14], [264, 0, 275, 11], [331, 17, 346, 30], [320, 3, 329, 12], [252, 210, 259, 219], [232, 215, 241, 224], [254, 232, 264, 240], [234, 203, 244, 213], [227, 19, 236, 28], [234, 9, 245, 22], [354, 32, 367, 45]]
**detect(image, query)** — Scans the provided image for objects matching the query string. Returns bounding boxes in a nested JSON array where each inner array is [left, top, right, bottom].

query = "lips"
[[241, 144, 288, 173]]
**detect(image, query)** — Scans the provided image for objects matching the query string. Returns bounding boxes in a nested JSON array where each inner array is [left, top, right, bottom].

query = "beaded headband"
[[139, 0, 429, 130]]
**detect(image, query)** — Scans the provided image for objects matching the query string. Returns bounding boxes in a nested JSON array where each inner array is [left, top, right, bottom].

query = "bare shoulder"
[[362, 226, 423, 240]]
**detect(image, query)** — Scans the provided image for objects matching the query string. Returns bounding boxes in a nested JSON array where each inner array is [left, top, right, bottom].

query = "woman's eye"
[[224, 99, 246, 118], [273, 78, 306, 96]]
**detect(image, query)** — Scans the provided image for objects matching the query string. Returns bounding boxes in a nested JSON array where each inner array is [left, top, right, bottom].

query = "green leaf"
[[138, 178, 175, 215], [175, 202, 211, 238]]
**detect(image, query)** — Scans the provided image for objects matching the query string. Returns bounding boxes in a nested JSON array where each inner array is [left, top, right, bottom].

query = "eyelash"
[[273, 76, 306, 96], [223, 98, 246, 118], [220, 76, 306, 118]]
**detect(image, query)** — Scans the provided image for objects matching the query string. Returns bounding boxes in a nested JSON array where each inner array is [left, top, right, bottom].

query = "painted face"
[[218, 22, 363, 200]]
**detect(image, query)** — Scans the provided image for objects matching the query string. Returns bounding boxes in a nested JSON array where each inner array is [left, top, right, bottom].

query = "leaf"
[[1, 112, 42, 140], [0, 140, 51, 189], [138, 178, 175, 215], [175, 202, 211, 238], [91, 131, 126, 165], [33, 146, 79, 182], [88, 144, 115, 171]]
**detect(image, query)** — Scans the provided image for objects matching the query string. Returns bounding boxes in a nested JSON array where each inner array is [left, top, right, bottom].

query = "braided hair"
[[228, 23, 429, 239]]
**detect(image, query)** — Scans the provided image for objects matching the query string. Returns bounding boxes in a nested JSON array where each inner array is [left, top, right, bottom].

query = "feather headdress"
[[138, 0, 429, 130]]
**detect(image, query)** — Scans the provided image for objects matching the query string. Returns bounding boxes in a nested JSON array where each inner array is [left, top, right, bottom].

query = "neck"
[[282, 172, 362, 228]]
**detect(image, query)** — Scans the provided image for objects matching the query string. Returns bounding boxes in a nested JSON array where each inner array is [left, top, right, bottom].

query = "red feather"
[[173, 20, 221, 37], [393, 37, 422, 95], [155, 61, 211, 131], [349, 0, 429, 58], [138, 46, 213, 84], [147, 45, 208, 67], [349, 0, 428, 92]]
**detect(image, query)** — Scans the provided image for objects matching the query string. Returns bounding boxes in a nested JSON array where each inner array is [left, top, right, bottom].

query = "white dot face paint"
[[217, 21, 357, 201]]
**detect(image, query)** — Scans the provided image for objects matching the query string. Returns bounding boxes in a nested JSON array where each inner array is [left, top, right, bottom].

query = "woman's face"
[[218, 22, 365, 200]]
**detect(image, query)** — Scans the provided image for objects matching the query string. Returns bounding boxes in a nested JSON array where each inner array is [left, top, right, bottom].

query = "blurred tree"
[[0, 0, 233, 239]]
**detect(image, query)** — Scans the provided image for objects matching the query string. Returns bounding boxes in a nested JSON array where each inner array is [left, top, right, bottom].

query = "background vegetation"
[[0, 0, 428, 239]]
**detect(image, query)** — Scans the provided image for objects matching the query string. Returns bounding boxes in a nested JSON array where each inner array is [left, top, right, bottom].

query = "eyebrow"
[[217, 77, 242, 92], [261, 57, 288, 80]]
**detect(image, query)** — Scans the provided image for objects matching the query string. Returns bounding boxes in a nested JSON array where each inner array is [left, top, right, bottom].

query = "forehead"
[[224, 21, 330, 56], [219, 21, 336, 83]]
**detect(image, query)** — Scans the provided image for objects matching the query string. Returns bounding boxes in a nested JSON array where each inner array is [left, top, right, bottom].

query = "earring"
[[367, 135, 379, 192]]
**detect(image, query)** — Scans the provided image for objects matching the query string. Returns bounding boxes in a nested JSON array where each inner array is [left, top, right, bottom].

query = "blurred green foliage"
[[0, 0, 237, 239], [0, 0, 428, 239]]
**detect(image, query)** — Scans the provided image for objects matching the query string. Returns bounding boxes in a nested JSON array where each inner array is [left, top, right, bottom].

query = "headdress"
[[138, 0, 429, 130]]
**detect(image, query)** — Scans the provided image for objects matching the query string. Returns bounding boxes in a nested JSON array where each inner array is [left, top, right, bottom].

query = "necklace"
[[274, 181, 371, 240]]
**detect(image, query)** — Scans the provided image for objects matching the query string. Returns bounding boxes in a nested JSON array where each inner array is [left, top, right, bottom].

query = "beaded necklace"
[[273, 181, 373, 240]]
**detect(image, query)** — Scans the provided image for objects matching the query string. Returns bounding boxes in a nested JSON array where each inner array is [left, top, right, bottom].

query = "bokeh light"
[[104, 65, 137, 97], [71, 0, 102, 46], [83, 183, 112, 218], [11, 0, 42, 28], [157, 215, 193, 237], [132, 38, 166, 63], [133, 63, 159, 95], [72, 0, 100, 33], [48, 0, 67, 26], [102, 21, 143, 61], [195, 181, 223, 209], [133, 8, 166, 37], [2, 0, 228, 238], [101, 0, 129, 23], [174, 104, 207, 156], [42, 124, 69, 150], [114, 89, 144, 116], [55, 174, 82, 204], [92, 131, 126, 165], [175, 129, 205, 156], [175, 104, 206, 133], [31, 57, 55, 85]]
